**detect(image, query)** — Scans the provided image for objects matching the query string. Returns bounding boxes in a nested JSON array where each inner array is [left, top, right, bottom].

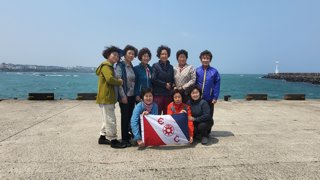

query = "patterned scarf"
[[143, 102, 153, 112]]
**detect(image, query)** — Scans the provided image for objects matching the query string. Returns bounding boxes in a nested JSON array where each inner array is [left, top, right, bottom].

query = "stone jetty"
[[263, 73, 320, 84], [1, 100, 320, 179]]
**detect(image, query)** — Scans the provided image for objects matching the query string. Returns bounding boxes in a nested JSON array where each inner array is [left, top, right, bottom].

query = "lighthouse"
[[275, 61, 279, 74]]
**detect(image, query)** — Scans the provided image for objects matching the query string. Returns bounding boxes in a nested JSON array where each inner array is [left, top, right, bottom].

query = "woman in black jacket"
[[151, 45, 174, 115], [188, 85, 213, 145]]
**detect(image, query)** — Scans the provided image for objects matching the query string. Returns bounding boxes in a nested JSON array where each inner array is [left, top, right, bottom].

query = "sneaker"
[[201, 137, 208, 145], [98, 135, 111, 145], [110, 139, 126, 148]]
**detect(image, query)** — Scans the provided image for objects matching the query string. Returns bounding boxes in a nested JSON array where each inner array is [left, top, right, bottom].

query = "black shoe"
[[98, 135, 111, 145], [122, 140, 132, 147], [111, 139, 126, 148]]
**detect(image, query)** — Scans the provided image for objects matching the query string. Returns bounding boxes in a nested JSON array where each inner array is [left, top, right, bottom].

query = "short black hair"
[[138, 48, 152, 61], [199, 50, 213, 61], [189, 85, 202, 98], [140, 87, 153, 99], [156, 45, 171, 58], [172, 89, 184, 100], [176, 49, 188, 60], [102, 46, 121, 59], [123, 45, 138, 58]]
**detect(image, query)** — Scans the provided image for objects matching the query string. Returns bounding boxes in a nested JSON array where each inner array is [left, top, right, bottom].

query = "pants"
[[153, 95, 172, 115], [119, 96, 135, 141], [206, 100, 215, 118], [99, 104, 117, 140], [193, 121, 214, 138]]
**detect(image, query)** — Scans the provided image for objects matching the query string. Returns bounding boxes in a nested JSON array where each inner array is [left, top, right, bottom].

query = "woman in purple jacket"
[[151, 45, 174, 115], [196, 50, 221, 118]]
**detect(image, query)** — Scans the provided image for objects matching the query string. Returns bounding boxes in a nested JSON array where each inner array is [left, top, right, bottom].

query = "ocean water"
[[1, 72, 320, 100]]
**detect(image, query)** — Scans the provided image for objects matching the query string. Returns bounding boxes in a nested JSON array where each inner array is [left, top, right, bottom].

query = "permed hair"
[[156, 45, 171, 58], [199, 50, 213, 61], [123, 45, 138, 58], [138, 48, 152, 61], [176, 49, 188, 60], [102, 46, 121, 59]]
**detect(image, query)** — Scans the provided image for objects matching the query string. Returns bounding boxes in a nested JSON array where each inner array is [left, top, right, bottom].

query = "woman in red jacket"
[[167, 89, 194, 144]]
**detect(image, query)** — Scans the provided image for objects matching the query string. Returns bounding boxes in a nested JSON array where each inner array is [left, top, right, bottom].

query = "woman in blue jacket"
[[133, 48, 153, 103], [196, 50, 221, 117], [131, 88, 158, 147]]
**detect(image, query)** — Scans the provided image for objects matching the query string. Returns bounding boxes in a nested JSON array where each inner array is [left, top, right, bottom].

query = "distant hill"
[[0, 63, 96, 73]]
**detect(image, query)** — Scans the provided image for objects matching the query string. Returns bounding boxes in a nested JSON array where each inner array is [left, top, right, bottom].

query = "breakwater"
[[263, 73, 320, 84]]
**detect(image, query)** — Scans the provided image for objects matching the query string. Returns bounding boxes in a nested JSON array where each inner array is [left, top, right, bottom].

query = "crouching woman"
[[188, 85, 213, 145], [131, 88, 158, 146]]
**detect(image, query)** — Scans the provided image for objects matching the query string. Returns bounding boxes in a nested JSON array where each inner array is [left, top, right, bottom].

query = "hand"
[[189, 116, 195, 121], [137, 140, 144, 147], [118, 79, 123, 86], [189, 137, 193, 144], [142, 111, 149, 116], [180, 110, 187, 113], [212, 99, 217, 104], [136, 96, 141, 102], [166, 83, 171, 90], [122, 97, 128, 104]]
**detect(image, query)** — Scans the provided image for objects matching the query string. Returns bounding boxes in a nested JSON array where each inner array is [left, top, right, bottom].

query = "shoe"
[[122, 140, 132, 147], [98, 135, 111, 145], [201, 137, 208, 145], [110, 139, 126, 148]]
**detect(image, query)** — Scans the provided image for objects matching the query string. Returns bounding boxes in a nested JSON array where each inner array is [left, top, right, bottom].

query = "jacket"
[[133, 63, 153, 97], [151, 60, 175, 96], [115, 60, 135, 100], [196, 65, 221, 101], [96, 60, 122, 104], [188, 99, 213, 123], [167, 102, 194, 138], [131, 102, 158, 140]]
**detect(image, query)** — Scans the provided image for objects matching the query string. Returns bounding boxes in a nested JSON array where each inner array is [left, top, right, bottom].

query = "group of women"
[[112, 44, 221, 148]]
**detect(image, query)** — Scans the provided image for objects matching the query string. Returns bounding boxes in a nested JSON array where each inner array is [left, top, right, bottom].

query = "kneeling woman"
[[131, 88, 158, 146], [167, 89, 194, 144], [188, 86, 213, 145]]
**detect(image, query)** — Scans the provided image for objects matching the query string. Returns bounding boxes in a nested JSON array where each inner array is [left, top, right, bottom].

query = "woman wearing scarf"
[[131, 88, 158, 147], [133, 48, 153, 103]]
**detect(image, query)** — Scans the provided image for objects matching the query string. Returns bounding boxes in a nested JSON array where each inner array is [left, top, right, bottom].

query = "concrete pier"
[[1, 100, 320, 179], [263, 73, 320, 84]]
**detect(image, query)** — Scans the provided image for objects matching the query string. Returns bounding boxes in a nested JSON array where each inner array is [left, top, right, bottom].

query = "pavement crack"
[[0, 103, 82, 143]]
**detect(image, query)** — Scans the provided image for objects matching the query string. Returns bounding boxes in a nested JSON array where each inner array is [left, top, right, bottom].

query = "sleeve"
[[187, 105, 194, 138], [171, 66, 175, 86], [101, 66, 122, 86], [213, 71, 221, 100], [194, 101, 211, 122], [133, 67, 139, 97], [188, 119, 194, 139], [131, 104, 142, 141], [151, 64, 167, 87], [182, 66, 196, 90], [115, 64, 126, 98], [167, 102, 173, 115]]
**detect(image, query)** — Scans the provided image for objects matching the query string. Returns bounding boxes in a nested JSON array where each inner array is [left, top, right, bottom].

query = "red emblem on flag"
[[163, 124, 174, 136]]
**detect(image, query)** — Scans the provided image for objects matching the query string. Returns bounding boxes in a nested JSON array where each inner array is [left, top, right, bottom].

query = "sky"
[[0, 0, 319, 74]]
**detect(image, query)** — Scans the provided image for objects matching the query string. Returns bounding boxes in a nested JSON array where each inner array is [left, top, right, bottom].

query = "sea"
[[1, 72, 320, 100]]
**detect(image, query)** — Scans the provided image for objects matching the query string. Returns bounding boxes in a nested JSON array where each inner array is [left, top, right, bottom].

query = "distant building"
[[275, 61, 279, 74]]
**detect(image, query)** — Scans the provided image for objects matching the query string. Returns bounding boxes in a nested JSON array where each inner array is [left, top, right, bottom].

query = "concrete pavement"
[[0, 100, 320, 179]]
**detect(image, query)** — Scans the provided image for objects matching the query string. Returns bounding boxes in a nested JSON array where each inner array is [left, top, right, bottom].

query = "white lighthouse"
[[275, 61, 279, 74]]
